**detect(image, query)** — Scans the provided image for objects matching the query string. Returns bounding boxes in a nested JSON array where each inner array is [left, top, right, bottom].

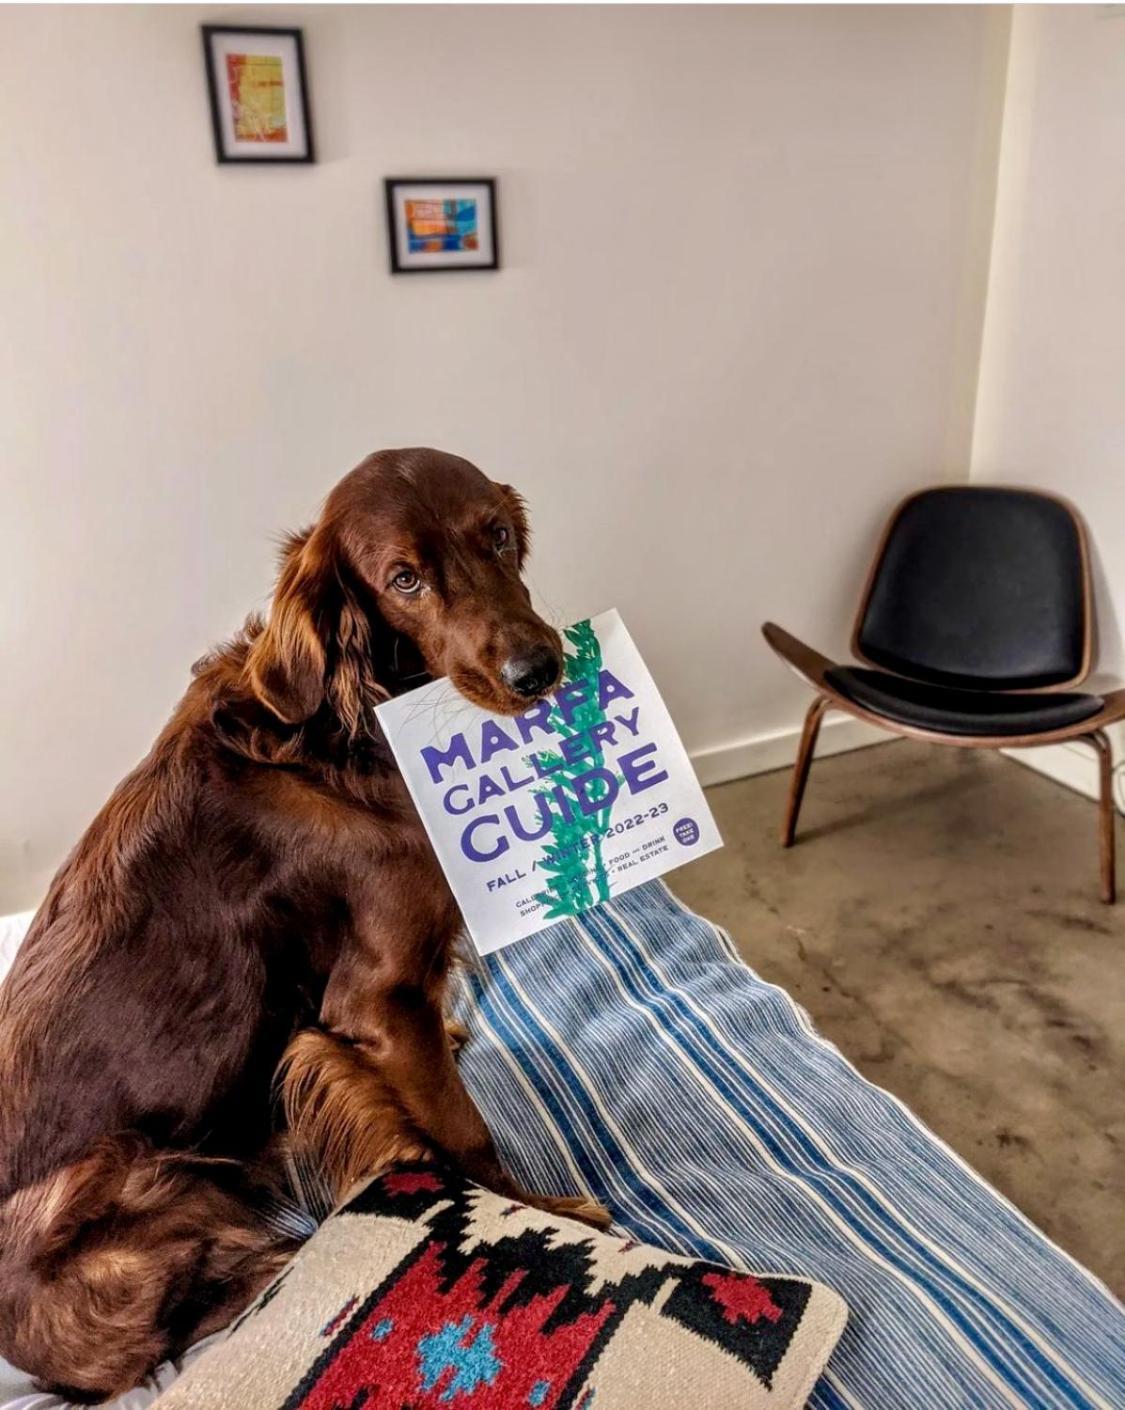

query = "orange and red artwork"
[[225, 52, 289, 144], [405, 199, 480, 255]]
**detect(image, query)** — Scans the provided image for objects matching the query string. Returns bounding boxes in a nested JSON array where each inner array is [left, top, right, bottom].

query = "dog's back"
[[0, 667, 318, 1397], [0, 698, 284, 1195]]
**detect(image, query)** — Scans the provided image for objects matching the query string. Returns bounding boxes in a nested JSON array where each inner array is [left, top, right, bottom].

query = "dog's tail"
[[0, 1136, 295, 1402]]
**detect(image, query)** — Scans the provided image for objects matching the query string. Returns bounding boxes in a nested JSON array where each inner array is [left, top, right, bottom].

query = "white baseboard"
[[1003, 732, 1125, 815], [690, 714, 1125, 811], [690, 715, 889, 788]]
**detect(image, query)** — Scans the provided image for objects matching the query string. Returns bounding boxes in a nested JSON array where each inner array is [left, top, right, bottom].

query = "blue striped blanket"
[[450, 881, 1125, 1410]]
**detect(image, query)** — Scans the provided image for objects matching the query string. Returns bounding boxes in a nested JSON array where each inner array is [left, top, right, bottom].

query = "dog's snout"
[[501, 645, 561, 699]]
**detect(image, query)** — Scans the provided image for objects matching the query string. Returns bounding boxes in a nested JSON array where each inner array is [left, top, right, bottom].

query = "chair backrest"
[[854, 486, 1091, 690]]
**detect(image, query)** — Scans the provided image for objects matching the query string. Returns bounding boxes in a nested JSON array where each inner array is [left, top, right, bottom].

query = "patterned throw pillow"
[[154, 1163, 846, 1410]]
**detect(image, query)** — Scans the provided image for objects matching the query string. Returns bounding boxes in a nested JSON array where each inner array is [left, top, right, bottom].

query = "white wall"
[[0, 5, 1009, 910], [971, 7, 1125, 809]]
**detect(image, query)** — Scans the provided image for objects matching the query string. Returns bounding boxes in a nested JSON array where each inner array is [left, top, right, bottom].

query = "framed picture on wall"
[[202, 26, 314, 164], [384, 178, 499, 273]]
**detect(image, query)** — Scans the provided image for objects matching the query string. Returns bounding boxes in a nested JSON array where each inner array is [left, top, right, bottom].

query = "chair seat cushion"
[[824, 666, 1103, 737]]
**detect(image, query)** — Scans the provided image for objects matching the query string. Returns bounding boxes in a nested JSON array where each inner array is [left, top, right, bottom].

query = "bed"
[[0, 884, 1121, 1408]]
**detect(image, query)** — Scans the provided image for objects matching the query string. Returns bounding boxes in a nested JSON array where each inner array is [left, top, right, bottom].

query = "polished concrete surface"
[[670, 740, 1124, 1296]]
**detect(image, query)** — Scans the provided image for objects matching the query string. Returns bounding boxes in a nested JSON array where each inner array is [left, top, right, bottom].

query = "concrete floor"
[[670, 739, 1125, 1297]]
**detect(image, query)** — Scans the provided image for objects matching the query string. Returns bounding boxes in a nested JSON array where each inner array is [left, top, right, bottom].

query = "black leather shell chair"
[[763, 486, 1125, 902]]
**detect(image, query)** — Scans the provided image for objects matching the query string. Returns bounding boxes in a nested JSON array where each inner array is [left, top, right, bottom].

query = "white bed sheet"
[[0, 913, 32, 983], [0, 1347, 209, 1410]]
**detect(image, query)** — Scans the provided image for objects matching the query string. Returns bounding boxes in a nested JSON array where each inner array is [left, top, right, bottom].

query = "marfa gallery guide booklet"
[[376, 609, 722, 954]]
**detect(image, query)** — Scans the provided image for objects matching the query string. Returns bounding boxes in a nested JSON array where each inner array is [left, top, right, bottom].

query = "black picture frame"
[[202, 25, 315, 165], [384, 178, 500, 274]]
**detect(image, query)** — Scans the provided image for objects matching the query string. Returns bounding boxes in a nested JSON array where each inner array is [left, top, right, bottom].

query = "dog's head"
[[245, 449, 563, 729]]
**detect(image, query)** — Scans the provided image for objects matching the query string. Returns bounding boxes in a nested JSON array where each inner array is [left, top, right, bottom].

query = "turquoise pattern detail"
[[416, 1316, 503, 1402]]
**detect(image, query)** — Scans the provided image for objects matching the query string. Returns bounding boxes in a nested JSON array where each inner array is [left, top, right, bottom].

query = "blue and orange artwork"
[[406, 198, 480, 254]]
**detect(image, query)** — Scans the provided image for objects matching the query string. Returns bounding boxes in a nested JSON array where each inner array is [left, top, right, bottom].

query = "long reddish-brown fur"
[[0, 449, 606, 1402]]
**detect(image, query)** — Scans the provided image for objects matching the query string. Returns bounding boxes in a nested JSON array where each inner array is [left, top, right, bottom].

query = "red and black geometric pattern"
[[279, 1164, 812, 1410]]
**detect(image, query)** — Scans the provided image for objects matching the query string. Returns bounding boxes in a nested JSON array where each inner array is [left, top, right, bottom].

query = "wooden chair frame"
[[762, 493, 1124, 903]]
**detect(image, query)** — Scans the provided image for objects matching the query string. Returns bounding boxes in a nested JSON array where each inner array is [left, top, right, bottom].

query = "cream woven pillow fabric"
[[155, 1163, 846, 1410]]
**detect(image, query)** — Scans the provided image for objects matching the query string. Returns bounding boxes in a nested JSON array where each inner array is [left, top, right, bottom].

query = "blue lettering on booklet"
[[417, 668, 669, 866]]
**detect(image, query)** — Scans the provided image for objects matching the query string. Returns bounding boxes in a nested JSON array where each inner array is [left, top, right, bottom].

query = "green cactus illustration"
[[532, 620, 617, 919]]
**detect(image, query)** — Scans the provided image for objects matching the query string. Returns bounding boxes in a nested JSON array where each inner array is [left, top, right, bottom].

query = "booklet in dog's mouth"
[[375, 609, 722, 955]]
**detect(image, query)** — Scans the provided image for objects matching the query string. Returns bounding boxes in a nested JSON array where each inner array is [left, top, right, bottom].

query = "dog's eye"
[[391, 568, 421, 594], [493, 525, 511, 552]]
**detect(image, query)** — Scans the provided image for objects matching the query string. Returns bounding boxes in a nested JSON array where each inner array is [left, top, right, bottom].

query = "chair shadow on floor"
[[791, 765, 977, 848]]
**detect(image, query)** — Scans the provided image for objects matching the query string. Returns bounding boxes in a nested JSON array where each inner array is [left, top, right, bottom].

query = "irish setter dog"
[[0, 449, 607, 1401]]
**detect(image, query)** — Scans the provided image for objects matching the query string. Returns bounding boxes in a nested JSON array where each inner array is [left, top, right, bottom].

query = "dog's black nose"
[[501, 645, 561, 698]]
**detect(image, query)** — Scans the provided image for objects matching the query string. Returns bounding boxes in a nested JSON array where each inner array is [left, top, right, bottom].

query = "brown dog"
[[0, 449, 607, 1401]]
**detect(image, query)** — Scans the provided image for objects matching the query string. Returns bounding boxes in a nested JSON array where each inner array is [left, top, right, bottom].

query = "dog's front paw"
[[531, 1192, 613, 1230], [444, 1018, 470, 1054]]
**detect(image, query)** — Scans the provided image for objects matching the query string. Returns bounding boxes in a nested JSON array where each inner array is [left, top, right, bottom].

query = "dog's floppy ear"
[[245, 528, 329, 725], [497, 484, 531, 566], [328, 584, 393, 737]]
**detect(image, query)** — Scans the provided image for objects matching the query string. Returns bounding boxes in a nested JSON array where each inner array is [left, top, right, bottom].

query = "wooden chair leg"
[[782, 695, 829, 848], [1088, 729, 1117, 904]]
